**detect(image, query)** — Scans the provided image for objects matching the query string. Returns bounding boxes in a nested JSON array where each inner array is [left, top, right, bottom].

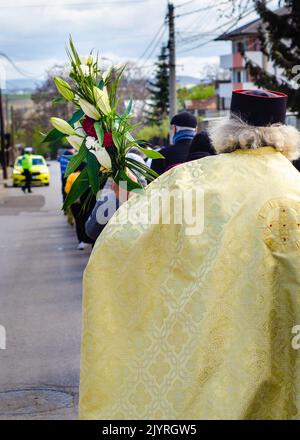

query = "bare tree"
[[117, 62, 150, 121], [200, 64, 231, 82], [15, 66, 73, 149]]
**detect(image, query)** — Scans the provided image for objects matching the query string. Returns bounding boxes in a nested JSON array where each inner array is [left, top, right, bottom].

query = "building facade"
[[216, 8, 286, 110]]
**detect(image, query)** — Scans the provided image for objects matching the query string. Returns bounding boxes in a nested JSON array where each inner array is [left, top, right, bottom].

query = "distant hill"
[[176, 75, 200, 87], [6, 76, 202, 92], [5, 75, 203, 94], [3, 78, 43, 93]]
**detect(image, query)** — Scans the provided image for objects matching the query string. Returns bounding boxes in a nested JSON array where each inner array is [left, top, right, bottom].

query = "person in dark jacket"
[[65, 163, 96, 250], [151, 111, 197, 175], [187, 130, 215, 162]]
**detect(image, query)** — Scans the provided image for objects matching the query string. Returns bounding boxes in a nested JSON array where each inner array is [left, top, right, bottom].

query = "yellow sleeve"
[[65, 172, 79, 194]]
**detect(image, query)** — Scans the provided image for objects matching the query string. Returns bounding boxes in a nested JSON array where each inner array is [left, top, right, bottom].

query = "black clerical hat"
[[230, 89, 288, 126]]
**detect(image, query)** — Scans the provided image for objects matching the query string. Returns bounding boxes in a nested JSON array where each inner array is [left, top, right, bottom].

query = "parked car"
[[12, 155, 50, 187]]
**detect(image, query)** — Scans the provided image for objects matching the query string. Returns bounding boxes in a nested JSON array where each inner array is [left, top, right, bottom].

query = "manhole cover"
[[0, 388, 74, 415]]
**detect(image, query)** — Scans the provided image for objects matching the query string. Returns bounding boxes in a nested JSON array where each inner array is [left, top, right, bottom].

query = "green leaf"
[[125, 159, 157, 183], [123, 98, 133, 117], [125, 157, 159, 179], [63, 167, 90, 210], [69, 109, 84, 125], [115, 169, 143, 191], [112, 131, 123, 150], [136, 145, 165, 159], [86, 151, 100, 195], [69, 35, 81, 65], [80, 188, 95, 214], [52, 96, 65, 105], [126, 131, 135, 143], [42, 128, 64, 144], [64, 143, 87, 177], [98, 79, 105, 90], [94, 122, 104, 146]]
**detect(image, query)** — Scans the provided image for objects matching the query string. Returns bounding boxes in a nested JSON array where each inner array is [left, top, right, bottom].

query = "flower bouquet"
[[43, 37, 163, 210]]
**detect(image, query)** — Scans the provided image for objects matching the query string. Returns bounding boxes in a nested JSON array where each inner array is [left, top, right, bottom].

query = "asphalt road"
[[0, 161, 91, 419]]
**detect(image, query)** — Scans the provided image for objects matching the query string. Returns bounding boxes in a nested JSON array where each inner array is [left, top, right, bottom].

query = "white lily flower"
[[80, 64, 90, 77], [50, 117, 76, 135], [81, 55, 93, 66], [74, 121, 86, 137], [86, 136, 97, 149], [66, 135, 84, 150], [86, 136, 112, 170], [91, 148, 112, 170], [93, 86, 111, 115], [78, 98, 100, 120]]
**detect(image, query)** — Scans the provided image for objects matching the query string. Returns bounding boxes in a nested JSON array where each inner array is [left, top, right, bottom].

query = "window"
[[32, 158, 45, 165], [243, 69, 249, 82], [233, 39, 246, 53], [237, 41, 245, 53], [234, 70, 242, 82], [17, 157, 45, 166]]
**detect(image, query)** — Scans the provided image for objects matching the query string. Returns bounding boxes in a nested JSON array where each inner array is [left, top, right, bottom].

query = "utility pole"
[[168, 2, 177, 118], [10, 106, 16, 164], [261, 0, 268, 72], [0, 87, 7, 180]]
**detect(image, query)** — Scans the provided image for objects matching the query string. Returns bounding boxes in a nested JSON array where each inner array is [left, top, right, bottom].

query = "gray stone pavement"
[[0, 161, 91, 419]]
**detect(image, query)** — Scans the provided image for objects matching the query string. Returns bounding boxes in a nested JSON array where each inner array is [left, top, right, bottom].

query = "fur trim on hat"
[[208, 115, 300, 161]]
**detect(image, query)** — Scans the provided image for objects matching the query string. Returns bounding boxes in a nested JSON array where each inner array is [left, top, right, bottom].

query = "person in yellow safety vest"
[[21, 147, 33, 193]]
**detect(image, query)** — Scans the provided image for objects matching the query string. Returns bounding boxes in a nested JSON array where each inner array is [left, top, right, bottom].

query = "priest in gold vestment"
[[79, 90, 300, 419]]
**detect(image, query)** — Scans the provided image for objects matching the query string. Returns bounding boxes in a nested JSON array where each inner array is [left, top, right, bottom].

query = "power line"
[[136, 22, 166, 64], [186, 1, 232, 34], [138, 26, 167, 69], [0, 52, 41, 79], [176, 0, 270, 54], [136, 4, 169, 70], [0, 0, 148, 8], [177, 16, 240, 54], [175, 1, 228, 18], [175, 0, 198, 8]]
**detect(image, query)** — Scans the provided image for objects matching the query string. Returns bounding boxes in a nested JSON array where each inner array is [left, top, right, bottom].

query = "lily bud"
[[93, 86, 111, 115], [66, 135, 84, 150], [54, 77, 74, 101], [78, 98, 101, 120], [86, 55, 94, 66], [50, 117, 76, 135]]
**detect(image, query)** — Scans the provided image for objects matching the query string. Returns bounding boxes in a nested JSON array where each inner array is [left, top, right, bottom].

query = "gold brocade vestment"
[[80, 148, 300, 419]]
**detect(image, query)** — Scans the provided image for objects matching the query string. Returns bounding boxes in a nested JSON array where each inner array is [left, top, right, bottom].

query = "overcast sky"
[[0, 0, 275, 82]]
